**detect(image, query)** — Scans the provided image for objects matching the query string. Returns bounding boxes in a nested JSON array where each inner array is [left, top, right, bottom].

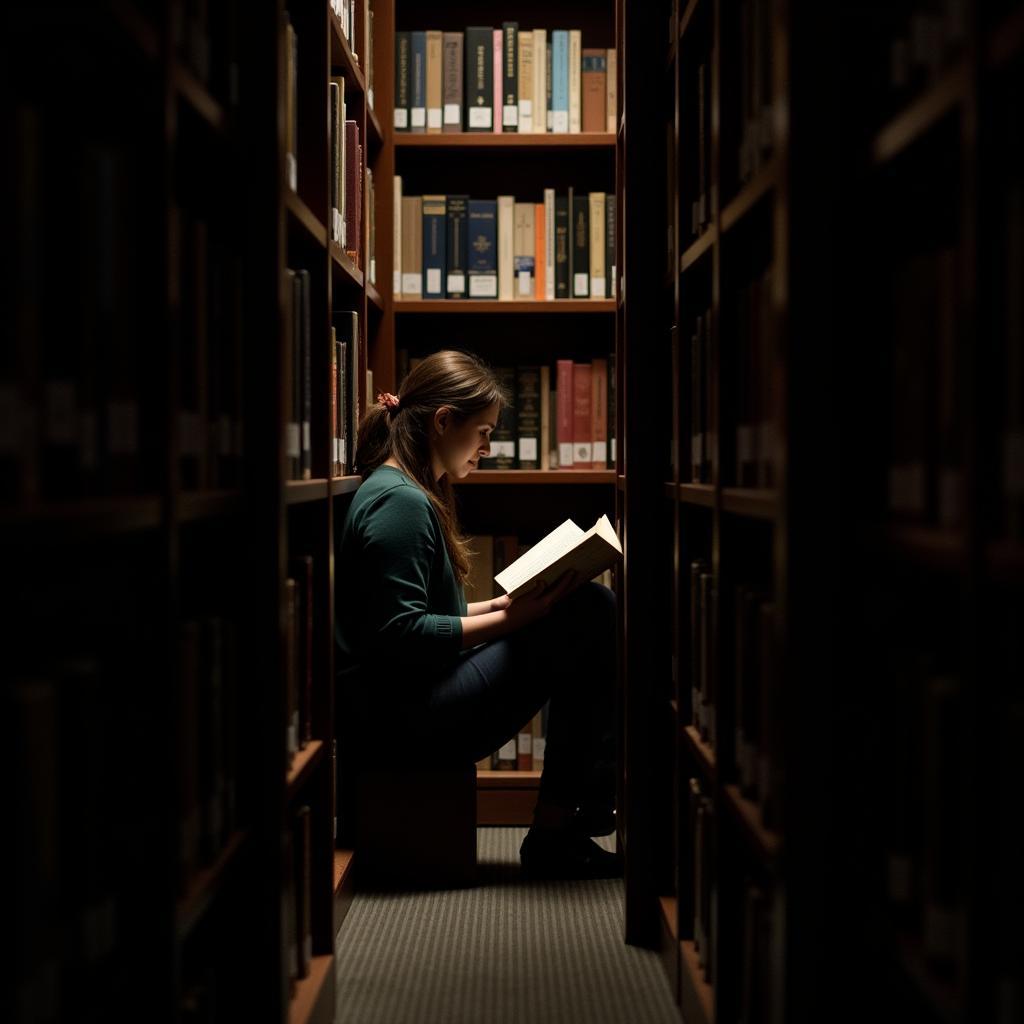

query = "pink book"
[[493, 30, 502, 132]]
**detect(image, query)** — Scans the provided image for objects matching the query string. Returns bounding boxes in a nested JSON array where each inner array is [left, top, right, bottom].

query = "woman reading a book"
[[336, 349, 619, 879]]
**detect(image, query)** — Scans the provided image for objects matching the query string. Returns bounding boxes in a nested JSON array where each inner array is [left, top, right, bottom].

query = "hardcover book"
[[464, 26, 493, 131], [421, 195, 446, 298], [446, 195, 469, 298], [410, 31, 427, 131], [442, 32, 463, 132], [394, 32, 410, 129], [467, 198, 498, 297]]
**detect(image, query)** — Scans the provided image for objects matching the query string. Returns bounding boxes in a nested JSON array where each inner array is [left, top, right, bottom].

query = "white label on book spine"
[[285, 424, 301, 459], [469, 106, 492, 128], [370, 259, 376, 284], [559, 442, 573, 466], [444, 104, 461, 124], [574, 273, 589, 295], [591, 277, 606, 298], [492, 440, 515, 459], [341, 439, 347, 465], [499, 739, 517, 760], [302, 421, 310, 452], [331, 207, 340, 242], [574, 443, 593, 464], [426, 268, 442, 294], [611, 265, 617, 298], [553, 111, 568, 133], [593, 441, 607, 463], [368, 88, 374, 109], [394, 108, 409, 129], [411, 107, 426, 128], [519, 437, 538, 462], [447, 272, 466, 293], [518, 271, 531, 295], [520, 99, 533, 117], [393, 270, 402, 294], [108, 400, 139, 455], [503, 105, 518, 126], [611, 438, 616, 462], [402, 273, 422, 295], [427, 108, 442, 129], [469, 274, 498, 297], [533, 736, 546, 761]]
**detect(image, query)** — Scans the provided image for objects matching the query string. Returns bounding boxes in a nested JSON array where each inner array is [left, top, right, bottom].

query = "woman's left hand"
[[489, 594, 512, 612]]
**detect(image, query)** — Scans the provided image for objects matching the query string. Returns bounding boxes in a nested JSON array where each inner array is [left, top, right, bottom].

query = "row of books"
[[887, 247, 963, 529], [394, 184, 616, 301], [685, 309, 713, 484], [331, 311, 361, 478], [331, 0, 375, 110], [397, 355, 617, 470], [395, 27, 615, 134], [328, 79, 362, 263], [687, 775, 718, 983]]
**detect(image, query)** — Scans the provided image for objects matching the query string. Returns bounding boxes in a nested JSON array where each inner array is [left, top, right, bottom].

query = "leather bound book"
[[502, 22, 518, 130], [572, 362, 593, 468], [516, 365, 541, 469], [557, 359, 574, 467], [446, 195, 469, 298], [394, 32, 410, 130], [554, 194, 569, 298], [591, 358, 608, 468], [581, 48, 607, 133], [442, 32, 463, 132], [464, 27, 493, 132], [409, 31, 426, 132]]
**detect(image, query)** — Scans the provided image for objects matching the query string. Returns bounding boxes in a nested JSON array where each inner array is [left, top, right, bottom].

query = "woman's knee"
[[561, 579, 617, 622]]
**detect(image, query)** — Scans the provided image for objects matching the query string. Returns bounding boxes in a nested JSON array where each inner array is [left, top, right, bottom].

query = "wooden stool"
[[355, 762, 477, 889]]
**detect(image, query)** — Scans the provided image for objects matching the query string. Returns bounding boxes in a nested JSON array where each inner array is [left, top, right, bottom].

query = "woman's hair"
[[354, 349, 510, 585]]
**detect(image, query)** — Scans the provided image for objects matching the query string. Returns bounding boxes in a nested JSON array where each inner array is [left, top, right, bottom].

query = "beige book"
[[513, 202, 535, 298], [494, 515, 622, 599], [497, 195, 515, 301], [540, 365, 551, 470], [589, 192, 606, 298], [568, 30, 582, 133], [401, 195, 422, 298], [518, 31, 534, 132], [544, 187, 555, 299], [466, 535, 495, 601], [606, 48, 617, 132], [392, 175, 402, 296], [426, 30, 443, 132], [533, 29, 547, 133], [285, 21, 297, 190]]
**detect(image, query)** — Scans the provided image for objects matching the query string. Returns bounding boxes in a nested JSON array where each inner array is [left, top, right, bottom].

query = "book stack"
[[394, 26, 616, 134], [393, 184, 615, 301]]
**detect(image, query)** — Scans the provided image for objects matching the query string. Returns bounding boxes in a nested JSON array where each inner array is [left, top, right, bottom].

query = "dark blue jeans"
[[386, 581, 618, 810]]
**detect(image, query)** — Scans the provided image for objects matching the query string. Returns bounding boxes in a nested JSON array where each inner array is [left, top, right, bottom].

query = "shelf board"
[[334, 849, 356, 934], [880, 524, 967, 573], [288, 954, 334, 1024], [871, 59, 968, 167], [172, 61, 227, 132], [334, 849, 355, 893], [108, 0, 160, 60], [679, 939, 714, 1024], [454, 470, 616, 485], [286, 739, 324, 797], [721, 487, 777, 520], [285, 479, 329, 505], [0, 495, 163, 535], [394, 299, 615, 314], [678, 483, 716, 508], [328, 10, 365, 94], [990, 5, 1024, 69], [679, 0, 702, 42], [286, 192, 327, 247], [987, 540, 1024, 584], [330, 242, 364, 288], [366, 103, 384, 151], [680, 227, 716, 272], [176, 829, 248, 941], [720, 159, 778, 234], [722, 783, 782, 861], [366, 279, 383, 311], [681, 724, 717, 781], [179, 489, 244, 522], [395, 132, 615, 149], [476, 769, 541, 789], [330, 475, 362, 497]]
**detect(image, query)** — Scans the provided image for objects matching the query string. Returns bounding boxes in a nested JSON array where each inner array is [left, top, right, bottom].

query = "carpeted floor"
[[334, 828, 679, 1024]]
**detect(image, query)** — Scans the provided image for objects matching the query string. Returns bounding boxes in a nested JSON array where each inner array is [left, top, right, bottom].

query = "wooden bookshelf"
[[394, 299, 616, 314], [395, 132, 616, 148], [454, 470, 616, 485]]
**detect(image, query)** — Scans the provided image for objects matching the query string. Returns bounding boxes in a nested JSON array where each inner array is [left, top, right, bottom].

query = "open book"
[[494, 515, 623, 600]]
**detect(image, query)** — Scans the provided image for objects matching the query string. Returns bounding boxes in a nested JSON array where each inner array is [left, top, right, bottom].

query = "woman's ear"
[[433, 406, 450, 436]]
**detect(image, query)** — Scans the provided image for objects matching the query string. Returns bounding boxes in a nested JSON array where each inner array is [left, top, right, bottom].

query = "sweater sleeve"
[[360, 486, 463, 664]]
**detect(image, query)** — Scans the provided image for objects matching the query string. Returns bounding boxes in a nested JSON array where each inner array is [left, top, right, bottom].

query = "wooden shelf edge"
[[394, 132, 616, 148], [681, 724, 717, 779], [328, 10, 366, 93], [334, 849, 355, 894], [721, 487, 778, 520], [172, 62, 227, 132], [334, 849, 356, 935], [330, 475, 362, 496], [871, 59, 968, 167], [330, 242, 365, 287], [394, 299, 616, 313], [286, 739, 325, 796], [285, 479, 330, 505], [454, 470, 616, 485], [176, 829, 249, 941], [366, 280, 384, 311], [720, 159, 778, 234], [680, 227, 716, 272], [678, 482, 716, 508], [680, 939, 715, 1024], [288, 954, 334, 1024], [722, 783, 782, 861], [476, 769, 541, 789], [286, 192, 328, 247]]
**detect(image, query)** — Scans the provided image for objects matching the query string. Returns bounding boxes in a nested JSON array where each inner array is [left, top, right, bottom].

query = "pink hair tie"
[[378, 392, 400, 415]]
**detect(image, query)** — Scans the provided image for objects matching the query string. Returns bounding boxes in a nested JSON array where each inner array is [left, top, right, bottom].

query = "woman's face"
[[431, 401, 500, 480]]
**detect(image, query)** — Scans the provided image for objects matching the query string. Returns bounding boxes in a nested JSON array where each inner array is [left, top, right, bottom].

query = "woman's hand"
[[489, 594, 512, 612], [504, 570, 578, 631]]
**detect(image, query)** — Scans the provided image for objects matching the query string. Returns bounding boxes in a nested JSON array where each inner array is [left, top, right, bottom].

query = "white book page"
[[494, 519, 583, 595]]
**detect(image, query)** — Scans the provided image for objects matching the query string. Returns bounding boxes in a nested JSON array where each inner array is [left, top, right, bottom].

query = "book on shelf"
[[581, 48, 606, 133], [570, 189, 589, 297], [518, 30, 535, 132], [284, 13, 297, 192], [426, 30, 443, 132], [465, 26, 493, 132], [410, 30, 426, 132], [283, 268, 312, 482], [498, 195, 515, 299], [502, 22, 519, 131], [329, 77, 347, 246], [343, 119, 363, 265], [513, 201, 535, 297], [467, 198, 498, 297], [422, 195, 447, 299], [395, 31, 410, 130], [494, 514, 622, 600], [443, 31, 464, 132], [333, 310, 359, 475], [572, 361, 592, 467], [493, 29, 503, 132], [568, 30, 582, 133], [516, 366, 541, 469], [446, 194, 469, 297], [480, 366, 517, 468]]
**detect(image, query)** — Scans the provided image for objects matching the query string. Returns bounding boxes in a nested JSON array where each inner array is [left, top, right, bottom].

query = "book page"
[[494, 519, 584, 595]]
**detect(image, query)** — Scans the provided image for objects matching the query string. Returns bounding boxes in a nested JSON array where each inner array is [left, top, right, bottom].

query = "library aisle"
[[334, 830, 678, 1024]]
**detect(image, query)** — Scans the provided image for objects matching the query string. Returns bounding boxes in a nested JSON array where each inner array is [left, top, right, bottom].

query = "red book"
[[344, 120, 359, 261], [492, 31, 503, 132], [573, 362, 594, 469], [556, 359, 574, 469], [591, 357, 608, 469]]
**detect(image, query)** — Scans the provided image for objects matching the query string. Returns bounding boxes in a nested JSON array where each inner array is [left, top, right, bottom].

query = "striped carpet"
[[334, 828, 679, 1024]]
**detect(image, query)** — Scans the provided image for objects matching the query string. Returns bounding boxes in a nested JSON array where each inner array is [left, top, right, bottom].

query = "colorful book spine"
[[551, 31, 569, 133], [557, 359, 574, 467], [573, 362, 593, 467], [394, 32, 410, 130], [464, 26, 493, 132], [421, 195, 446, 299], [446, 195, 469, 298], [467, 199, 497, 297]]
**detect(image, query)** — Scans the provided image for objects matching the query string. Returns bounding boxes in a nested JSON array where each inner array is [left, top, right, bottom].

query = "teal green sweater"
[[335, 466, 467, 688]]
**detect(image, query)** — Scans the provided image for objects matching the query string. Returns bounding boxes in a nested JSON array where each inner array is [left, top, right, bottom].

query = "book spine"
[[331, 331, 339, 475], [464, 27, 493, 132], [516, 366, 541, 469], [546, 40, 554, 130], [338, 337, 347, 473], [534, 202, 546, 301], [497, 195, 515, 301], [568, 30, 582, 134], [589, 192, 606, 298], [551, 31, 569, 132], [421, 195, 447, 299], [299, 270, 311, 479], [540, 365, 551, 470], [557, 359, 574, 467], [446, 195, 469, 298], [606, 194, 616, 300], [513, 202, 535, 298], [426, 30, 443, 132], [493, 30, 503, 132], [518, 31, 534, 133], [344, 120, 359, 260], [554, 194, 569, 298], [608, 349, 616, 466], [401, 196, 422, 298], [394, 32, 410, 130], [606, 48, 617, 132], [467, 199, 498, 298], [581, 48, 606, 133], [502, 22, 519, 131], [410, 31, 427, 132], [392, 175, 402, 296], [572, 192, 590, 297], [573, 362, 593, 468], [534, 29, 547, 134], [592, 357, 608, 467], [442, 32, 463, 133]]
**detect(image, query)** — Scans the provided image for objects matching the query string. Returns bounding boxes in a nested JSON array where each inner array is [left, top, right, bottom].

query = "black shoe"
[[519, 827, 623, 880], [567, 802, 616, 838]]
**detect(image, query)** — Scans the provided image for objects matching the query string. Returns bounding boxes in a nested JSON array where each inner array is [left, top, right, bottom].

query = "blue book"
[[551, 30, 569, 133], [446, 195, 469, 298], [467, 199, 497, 298], [422, 195, 447, 299], [410, 30, 427, 132]]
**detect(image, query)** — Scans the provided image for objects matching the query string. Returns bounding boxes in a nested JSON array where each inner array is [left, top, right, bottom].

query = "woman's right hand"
[[504, 570, 579, 630]]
